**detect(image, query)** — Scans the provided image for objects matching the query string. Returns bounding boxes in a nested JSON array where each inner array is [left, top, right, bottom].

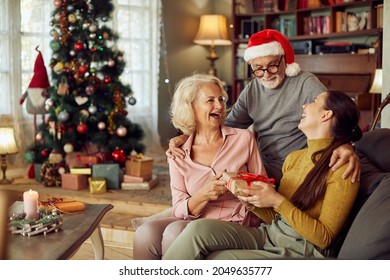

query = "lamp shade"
[[0, 128, 18, 154], [194, 14, 231, 46], [369, 68, 382, 94]]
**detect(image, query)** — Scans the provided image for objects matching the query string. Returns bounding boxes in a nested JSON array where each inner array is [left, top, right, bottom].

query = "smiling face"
[[250, 55, 286, 89], [192, 83, 226, 130], [298, 91, 333, 138]]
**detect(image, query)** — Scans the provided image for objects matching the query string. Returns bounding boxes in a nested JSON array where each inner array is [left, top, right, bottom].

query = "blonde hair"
[[170, 73, 229, 135]]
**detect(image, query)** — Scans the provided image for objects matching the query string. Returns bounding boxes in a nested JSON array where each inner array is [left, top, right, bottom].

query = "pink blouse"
[[168, 126, 266, 226]]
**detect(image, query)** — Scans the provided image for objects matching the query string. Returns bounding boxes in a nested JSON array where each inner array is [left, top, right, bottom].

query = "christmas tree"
[[24, 0, 145, 166]]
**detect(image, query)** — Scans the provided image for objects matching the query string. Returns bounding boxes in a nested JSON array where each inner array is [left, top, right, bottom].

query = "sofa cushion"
[[338, 174, 390, 259], [355, 128, 390, 172]]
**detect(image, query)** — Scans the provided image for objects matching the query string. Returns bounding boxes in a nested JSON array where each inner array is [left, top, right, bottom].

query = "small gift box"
[[70, 167, 92, 175], [92, 163, 121, 189], [125, 154, 153, 180], [89, 177, 107, 194], [222, 172, 275, 196], [123, 174, 147, 183], [61, 173, 88, 190]]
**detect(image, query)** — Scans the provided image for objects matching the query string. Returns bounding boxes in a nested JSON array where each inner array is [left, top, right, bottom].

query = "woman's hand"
[[237, 181, 284, 209], [187, 173, 227, 216], [329, 143, 360, 183], [165, 134, 189, 159]]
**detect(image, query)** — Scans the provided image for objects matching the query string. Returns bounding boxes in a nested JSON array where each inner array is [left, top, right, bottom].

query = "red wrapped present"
[[78, 152, 111, 165], [61, 173, 89, 190]]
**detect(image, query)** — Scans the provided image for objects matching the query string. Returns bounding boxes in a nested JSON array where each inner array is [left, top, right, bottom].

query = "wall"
[[382, 2, 389, 128], [158, 0, 232, 147]]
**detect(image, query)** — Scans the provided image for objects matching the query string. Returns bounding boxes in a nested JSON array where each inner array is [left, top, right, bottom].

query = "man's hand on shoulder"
[[329, 143, 360, 183], [165, 134, 189, 159]]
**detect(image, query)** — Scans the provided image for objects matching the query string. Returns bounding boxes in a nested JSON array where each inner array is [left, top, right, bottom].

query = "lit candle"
[[23, 189, 39, 220]]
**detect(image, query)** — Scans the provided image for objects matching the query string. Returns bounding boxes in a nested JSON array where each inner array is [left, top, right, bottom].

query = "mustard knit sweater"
[[253, 138, 359, 249]]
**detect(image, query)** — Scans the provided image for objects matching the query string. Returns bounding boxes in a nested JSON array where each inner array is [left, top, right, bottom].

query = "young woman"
[[133, 74, 267, 259], [163, 90, 362, 260]]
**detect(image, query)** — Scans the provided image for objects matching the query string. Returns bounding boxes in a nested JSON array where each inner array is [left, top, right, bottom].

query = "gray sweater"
[[225, 71, 327, 183]]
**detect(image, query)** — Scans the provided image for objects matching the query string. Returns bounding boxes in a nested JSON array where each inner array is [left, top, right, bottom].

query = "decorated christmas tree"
[[24, 0, 145, 167]]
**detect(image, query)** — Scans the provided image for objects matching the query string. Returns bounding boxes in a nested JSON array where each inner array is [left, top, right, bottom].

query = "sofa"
[[134, 128, 390, 259], [336, 128, 390, 259]]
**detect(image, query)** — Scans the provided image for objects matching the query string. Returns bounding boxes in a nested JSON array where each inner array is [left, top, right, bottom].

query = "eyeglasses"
[[251, 56, 284, 77]]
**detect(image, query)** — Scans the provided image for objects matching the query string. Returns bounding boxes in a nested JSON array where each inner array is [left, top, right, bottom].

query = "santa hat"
[[28, 48, 50, 89], [244, 29, 300, 77]]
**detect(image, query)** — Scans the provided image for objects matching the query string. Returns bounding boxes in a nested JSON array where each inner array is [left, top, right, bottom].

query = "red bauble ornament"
[[104, 77, 111, 84], [41, 149, 49, 158], [74, 41, 84, 51], [77, 123, 88, 134], [79, 64, 88, 74], [111, 149, 126, 164]]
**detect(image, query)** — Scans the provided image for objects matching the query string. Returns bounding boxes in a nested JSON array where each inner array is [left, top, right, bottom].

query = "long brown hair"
[[290, 90, 362, 211]]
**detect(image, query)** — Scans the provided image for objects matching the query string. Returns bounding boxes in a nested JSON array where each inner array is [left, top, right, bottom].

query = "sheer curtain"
[[0, 0, 165, 167]]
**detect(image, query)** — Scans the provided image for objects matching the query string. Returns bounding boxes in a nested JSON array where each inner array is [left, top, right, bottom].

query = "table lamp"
[[369, 69, 382, 130], [0, 128, 19, 184], [194, 14, 231, 77]]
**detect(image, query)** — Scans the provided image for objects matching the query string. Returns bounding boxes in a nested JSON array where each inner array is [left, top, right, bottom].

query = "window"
[[0, 0, 162, 164]]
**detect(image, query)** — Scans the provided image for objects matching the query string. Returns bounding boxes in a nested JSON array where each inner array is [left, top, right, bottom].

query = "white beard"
[[27, 88, 47, 108]]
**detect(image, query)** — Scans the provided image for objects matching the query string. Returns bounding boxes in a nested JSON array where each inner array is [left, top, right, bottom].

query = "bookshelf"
[[231, 0, 384, 105]]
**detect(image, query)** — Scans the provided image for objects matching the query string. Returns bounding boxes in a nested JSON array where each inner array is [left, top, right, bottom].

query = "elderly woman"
[[133, 73, 267, 259], [163, 90, 362, 260]]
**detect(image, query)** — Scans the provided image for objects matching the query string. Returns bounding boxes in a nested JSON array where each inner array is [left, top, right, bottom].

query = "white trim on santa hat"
[[244, 41, 284, 62]]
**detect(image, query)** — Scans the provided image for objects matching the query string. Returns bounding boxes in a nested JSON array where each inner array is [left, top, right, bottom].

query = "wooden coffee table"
[[7, 202, 113, 260]]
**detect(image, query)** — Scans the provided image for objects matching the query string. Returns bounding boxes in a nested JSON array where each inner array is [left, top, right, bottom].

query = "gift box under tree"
[[125, 154, 153, 180], [61, 173, 88, 190], [92, 163, 122, 190]]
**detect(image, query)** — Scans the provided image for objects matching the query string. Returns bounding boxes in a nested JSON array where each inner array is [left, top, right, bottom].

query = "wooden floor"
[[2, 165, 171, 260]]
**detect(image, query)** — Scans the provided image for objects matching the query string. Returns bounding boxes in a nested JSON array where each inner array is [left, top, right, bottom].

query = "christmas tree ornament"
[[74, 41, 84, 51], [85, 85, 94, 95], [111, 148, 126, 164], [24, 151, 35, 163], [77, 123, 88, 134], [49, 39, 61, 52], [69, 50, 76, 56], [79, 64, 88, 74], [104, 77, 111, 84], [41, 149, 49, 158], [53, 0, 61, 8], [128, 96, 136, 105], [49, 150, 63, 164], [89, 33, 96, 39], [116, 126, 127, 137], [58, 110, 70, 122], [88, 24, 97, 32], [97, 121, 106, 130], [35, 133, 43, 141], [68, 25, 76, 32], [68, 14, 77, 23], [54, 13, 61, 22], [101, 16, 109, 22], [108, 58, 115, 67], [53, 61, 64, 73], [80, 109, 90, 118], [63, 143, 74, 153], [66, 4, 75, 13], [88, 104, 97, 114], [75, 96, 89, 105]]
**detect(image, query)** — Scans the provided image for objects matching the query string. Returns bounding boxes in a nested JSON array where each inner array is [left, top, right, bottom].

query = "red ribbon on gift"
[[227, 172, 275, 192]]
